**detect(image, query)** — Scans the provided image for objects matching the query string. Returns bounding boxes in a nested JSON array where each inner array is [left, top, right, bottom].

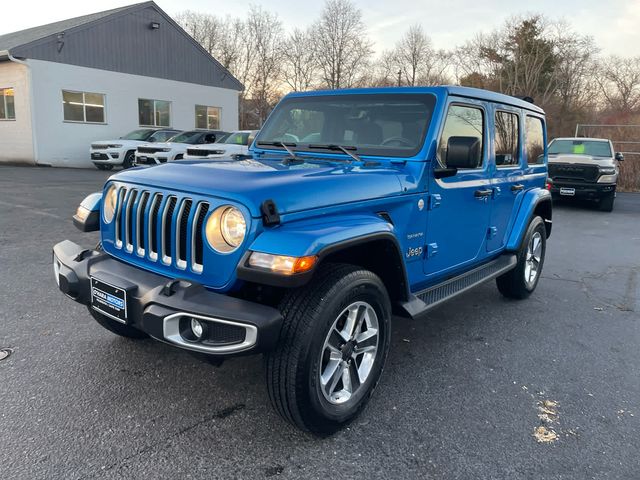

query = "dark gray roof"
[[0, 2, 243, 91], [0, 3, 140, 51]]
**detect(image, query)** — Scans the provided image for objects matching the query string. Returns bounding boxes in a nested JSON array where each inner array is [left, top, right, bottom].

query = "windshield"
[[256, 94, 436, 157], [121, 129, 155, 141], [149, 130, 179, 142], [167, 131, 204, 144], [548, 139, 612, 157], [221, 132, 251, 145]]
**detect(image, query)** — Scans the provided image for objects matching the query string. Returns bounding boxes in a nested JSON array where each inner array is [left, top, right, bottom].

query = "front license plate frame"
[[90, 277, 128, 324], [559, 187, 575, 196]]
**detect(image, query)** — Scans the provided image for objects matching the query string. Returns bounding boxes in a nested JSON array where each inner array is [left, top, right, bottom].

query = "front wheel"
[[122, 151, 135, 169], [265, 264, 391, 435], [496, 216, 547, 299]]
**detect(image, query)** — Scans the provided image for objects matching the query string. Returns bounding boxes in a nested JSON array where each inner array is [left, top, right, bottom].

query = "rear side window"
[[494, 111, 520, 167], [525, 116, 545, 164], [438, 104, 484, 169]]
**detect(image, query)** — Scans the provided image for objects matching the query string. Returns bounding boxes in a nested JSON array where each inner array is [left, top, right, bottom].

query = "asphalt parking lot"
[[1, 165, 639, 479]]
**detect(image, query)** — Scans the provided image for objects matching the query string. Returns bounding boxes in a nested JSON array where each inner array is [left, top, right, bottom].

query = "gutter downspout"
[[7, 52, 39, 165]]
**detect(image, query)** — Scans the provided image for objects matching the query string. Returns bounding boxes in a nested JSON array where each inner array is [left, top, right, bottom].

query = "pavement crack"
[[81, 403, 246, 479]]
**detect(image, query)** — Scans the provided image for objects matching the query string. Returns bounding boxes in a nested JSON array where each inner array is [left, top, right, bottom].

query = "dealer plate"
[[90, 277, 128, 323], [559, 187, 575, 196]]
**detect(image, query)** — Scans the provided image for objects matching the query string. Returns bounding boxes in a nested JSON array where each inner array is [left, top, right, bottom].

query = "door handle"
[[511, 184, 524, 192], [474, 188, 493, 199]]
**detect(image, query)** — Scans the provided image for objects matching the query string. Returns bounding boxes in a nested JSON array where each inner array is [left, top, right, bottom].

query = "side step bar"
[[398, 254, 517, 318]]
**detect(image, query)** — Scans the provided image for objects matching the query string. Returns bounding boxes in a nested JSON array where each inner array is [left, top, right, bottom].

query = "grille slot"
[[176, 199, 193, 269], [124, 189, 138, 252], [192, 202, 209, 272], [112, 187, 208, 274], [136, 192, 150, 256], [162, 196, 177, 265]]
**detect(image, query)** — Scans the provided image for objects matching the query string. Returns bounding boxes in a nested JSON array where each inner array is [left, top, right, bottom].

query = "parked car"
[[183, 130, 258, 160], [547, 137, 623, 211], [133, 130, 229, 166], [54, 86, 551, 435], [90, 128, 181, 170]]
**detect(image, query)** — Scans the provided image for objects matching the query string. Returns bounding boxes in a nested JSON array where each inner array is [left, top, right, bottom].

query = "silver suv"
[[547, 137, 624, 212]]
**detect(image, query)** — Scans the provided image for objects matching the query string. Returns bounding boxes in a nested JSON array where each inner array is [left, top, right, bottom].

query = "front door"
[[486, 106, 525, 252], [424, 101, 492, 279]]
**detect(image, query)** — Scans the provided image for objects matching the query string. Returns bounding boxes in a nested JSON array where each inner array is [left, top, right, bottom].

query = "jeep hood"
[[548, 154, 614, 167], [112, 157, 404, 217]]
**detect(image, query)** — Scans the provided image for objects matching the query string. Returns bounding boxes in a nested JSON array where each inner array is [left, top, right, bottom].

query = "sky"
[[1, 0, 639, 57]]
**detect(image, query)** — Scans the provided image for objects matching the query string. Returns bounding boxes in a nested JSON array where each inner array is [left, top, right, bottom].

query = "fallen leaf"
[[534, 426, 558, 443]]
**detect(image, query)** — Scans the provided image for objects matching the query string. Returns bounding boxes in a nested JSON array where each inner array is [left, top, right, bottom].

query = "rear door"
[[486, 106, 524, 252], [424, 100, 492, 278]]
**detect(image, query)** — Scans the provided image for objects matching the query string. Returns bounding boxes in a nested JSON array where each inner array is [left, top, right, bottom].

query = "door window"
[[525, 116, 545, 164], [438, 105, 484, 169], [494, 111, 520, 167]]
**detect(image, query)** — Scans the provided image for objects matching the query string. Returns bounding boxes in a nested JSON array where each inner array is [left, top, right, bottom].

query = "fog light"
[[191, 318, 204, 339]]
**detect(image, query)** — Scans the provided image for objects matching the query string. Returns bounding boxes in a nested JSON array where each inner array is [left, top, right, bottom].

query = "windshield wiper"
[[308, 144, 361, 163], [256, 141, 304, 164]]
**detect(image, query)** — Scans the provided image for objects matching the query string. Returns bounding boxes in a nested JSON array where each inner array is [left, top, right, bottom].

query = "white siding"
[[0, 61, 34, 164], [28, 59, 239, 167]]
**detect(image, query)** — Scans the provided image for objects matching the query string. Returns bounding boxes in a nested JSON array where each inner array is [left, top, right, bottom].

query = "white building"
[[0, 2, 242, 167]]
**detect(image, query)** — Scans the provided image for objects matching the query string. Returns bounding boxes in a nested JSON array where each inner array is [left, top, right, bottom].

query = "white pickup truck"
[[183, 130, 258, 160], [134, 130, 228, 166], [90, 128, 180, 170]]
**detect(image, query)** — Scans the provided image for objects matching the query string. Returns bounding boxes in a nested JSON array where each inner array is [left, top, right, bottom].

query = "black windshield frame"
[[255, 93, 436, 158]]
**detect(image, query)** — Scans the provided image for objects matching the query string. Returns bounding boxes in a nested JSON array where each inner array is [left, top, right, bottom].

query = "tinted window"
[[121, 129, 155, 141], [494, 111, 519, 167], [438, 104, 484, 168], [548, 139, 612, 157], [150, 130, 179, 142], [168, 131, 204, 144], [222, 132, 251, 145], [257, 94, 436, 157], [525, 116, 545, 165]]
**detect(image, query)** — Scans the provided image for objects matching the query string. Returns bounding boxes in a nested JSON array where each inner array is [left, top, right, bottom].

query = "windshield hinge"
[[261, 199, 280, 226]]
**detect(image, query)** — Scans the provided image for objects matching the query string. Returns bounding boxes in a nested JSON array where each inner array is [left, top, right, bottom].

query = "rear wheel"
[[87, 306, 148, 339], [496, 216, 546, 299], [265, 263, 391, 435], [599, 193, 615, 212]]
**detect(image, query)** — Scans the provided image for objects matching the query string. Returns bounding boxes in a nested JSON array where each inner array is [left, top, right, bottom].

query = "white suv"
[[183, 130, 258, 160], [134, 130, 228, 166], [90, 129, 180, 170]]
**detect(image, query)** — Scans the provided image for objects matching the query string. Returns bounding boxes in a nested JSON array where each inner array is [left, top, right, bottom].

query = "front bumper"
[[53, 240, 283, 357], [91, 149, 124, 165], [134, 152, 170, 165], [549, 180, 616, 199]]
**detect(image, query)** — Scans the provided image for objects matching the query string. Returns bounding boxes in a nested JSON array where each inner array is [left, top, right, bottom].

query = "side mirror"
[[446, 136, 482, 169], [615, 152, 624, 161]]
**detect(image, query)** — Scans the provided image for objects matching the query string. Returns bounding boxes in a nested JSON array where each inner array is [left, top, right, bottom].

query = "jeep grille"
[[111, 186, 209, 273]]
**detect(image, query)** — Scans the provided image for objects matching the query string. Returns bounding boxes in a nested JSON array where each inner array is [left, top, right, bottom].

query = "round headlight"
[[102, 185, 118, 223], [205, 206, 247, 252], [220, 207, 246, 247]]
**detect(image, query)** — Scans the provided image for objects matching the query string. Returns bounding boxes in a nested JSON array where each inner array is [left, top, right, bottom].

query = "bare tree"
[[245, 6, 284, 126], [312, 0, 373, 89], [597, 56, 640, 113], [281, 28, 317, 92]]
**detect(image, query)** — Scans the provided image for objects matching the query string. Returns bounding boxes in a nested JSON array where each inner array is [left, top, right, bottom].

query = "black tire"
[[122, 151, 135, 169], [87, 306, 148, 339], [496, 216, 546, 300], [96, 164, 113, 171], [599, 193, 615, 212], [265, 263, 391, 435]]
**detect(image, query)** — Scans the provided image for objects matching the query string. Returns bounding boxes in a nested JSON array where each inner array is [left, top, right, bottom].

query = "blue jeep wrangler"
[[54, 86, 551, 434]]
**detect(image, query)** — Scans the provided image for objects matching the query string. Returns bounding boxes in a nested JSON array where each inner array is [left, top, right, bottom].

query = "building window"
[[525, 116, 545, 165], [0, 87, 15, 120], [195, 105, 221, 129], [139, 99, 171, 127], [494, 111, 520, 167], [62, 90, 105, 123]]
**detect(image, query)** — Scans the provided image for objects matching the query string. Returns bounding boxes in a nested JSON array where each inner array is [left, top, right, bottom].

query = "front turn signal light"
[[248, 252, 317, 275]]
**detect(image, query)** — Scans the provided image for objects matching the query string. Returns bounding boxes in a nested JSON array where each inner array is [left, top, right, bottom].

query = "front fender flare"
[[505, 188, 552, 251], [237, 214, 407, 293]]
